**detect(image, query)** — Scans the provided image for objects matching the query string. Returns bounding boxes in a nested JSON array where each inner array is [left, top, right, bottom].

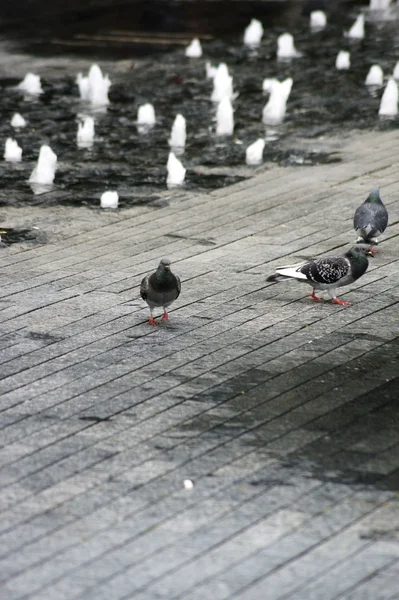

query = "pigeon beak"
[[164, 265, 171, 271]]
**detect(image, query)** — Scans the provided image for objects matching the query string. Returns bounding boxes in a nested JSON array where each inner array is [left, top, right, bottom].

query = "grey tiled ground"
[[1, 128, 399, 600]]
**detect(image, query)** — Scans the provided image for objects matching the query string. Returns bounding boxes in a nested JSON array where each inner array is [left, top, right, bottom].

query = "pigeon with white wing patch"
[[267, 247, 371, 305]]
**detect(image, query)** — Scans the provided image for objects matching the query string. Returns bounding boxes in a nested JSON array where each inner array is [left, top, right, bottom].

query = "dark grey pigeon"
[[140, 258, 181, 325], [267, 246, 371, 305], [354, 188, 388, 248]]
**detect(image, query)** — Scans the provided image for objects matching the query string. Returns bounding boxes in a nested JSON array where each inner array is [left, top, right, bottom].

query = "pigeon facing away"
[[140, 258, 181, 325], [354, 188, 388, 248], [267, 246, 371, 305]]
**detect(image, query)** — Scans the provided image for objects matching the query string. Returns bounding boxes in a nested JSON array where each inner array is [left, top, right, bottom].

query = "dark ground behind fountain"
[[0, 0, 398, 211]]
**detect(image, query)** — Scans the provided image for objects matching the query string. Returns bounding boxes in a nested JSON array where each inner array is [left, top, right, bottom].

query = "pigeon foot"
[[332, 298, 350, 306], [161, 312, 169, 321], [148, 316, 158, 325], [310, 291, 323, 301]]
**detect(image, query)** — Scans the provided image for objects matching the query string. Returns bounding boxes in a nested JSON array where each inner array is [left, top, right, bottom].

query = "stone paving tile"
[[1, 128, 399, 600]]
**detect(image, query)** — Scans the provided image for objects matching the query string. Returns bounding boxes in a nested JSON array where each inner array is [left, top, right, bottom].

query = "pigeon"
[[140, 258, 181, 325], [354, 188, 388, 249], [266, 246, 371, 305]]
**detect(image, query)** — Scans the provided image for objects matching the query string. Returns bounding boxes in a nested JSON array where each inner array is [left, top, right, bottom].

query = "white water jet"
[[310, 10, 327, 30], [185, 38, 202, 57], [76, 64, 111, 106], [365, 65, 384, 86], [11, 113, 26, 128], [211, 63, 234, 102], [137, 103, 156, 132], [88, 64, 111, 106], [77, 115, 95, 148], [76, 73, 90, 101], [205, 61, 217, 79], [393, 61, 399, 80], [369, 0, 391, 9], [29, 145, 57, 193], [348, 14, 365, 39], [18, 73, 43, 95], [336, 50, 350, 70], [216, 97, 234, 135], [100, 191, 119, 209], [277, 33, 300, 59], [167, 152, 186, 187], [262, 78, 278, 93], [169, 114, 186, 152], [262, 78, 293, 125], [246, 139, 265, 165], [243, 19, 263, 47], [4, 138, 22, 162], [378, 77, 398, 116]]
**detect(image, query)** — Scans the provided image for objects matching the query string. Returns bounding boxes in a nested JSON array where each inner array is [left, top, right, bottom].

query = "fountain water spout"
[[11, 113, 26, 128], [101, 191, 119, 209], [310, 11, 327, 30], [336, 51, 351, 70], [211, 63, 234, 102], [76, 64, 111, 107], [378, 77, 398, 116], [185, 39, 202, 57], [347, 14, 365, 39], [4, 138, 22, 162], [246, 139, 265, 165], [205, 62, 217, 79], [137, 103, 156, 132], [77, 116, 95, 148], [365, 65, 384, 86], [167, 152, 186, 187], [18, 73, 43, 96], [369, 0, 391, 9], [277, 33, 301, 59], [169, 114, 186, 153], [216, 97, 234, 135], [29, 145, 57, 194], [262, 78, 293, 125], [243, 19, 263, 47]]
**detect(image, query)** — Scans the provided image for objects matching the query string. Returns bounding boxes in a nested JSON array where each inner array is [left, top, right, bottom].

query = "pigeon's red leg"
[[309, 290, 323, 301], [148, 315, 158, 325], [332, 298, 350, 306], [161, 311, 169, 321]]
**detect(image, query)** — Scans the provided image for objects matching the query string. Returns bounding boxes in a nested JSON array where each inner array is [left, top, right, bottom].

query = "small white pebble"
[[183, 479, 194, 490]]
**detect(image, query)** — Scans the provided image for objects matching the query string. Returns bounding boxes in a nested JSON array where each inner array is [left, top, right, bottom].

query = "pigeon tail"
[[267, 266, 308, 282]]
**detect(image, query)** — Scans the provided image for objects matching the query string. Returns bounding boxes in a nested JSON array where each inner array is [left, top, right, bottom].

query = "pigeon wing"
[[354, 204, 388, 234], [373, 204, 388, 233], [140, 275, 150, 302], [175, 275, 181, 299], [300, 256, 349, 285]]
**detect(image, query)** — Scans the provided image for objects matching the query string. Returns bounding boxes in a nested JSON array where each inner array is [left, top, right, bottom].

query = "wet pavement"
[[1, 3, 399, 599]]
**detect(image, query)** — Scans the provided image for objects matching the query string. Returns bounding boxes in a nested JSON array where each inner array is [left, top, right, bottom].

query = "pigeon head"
[[346, 246, 373, 261], [366, 187, 381, 204], [159, 258, 171, 271]]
